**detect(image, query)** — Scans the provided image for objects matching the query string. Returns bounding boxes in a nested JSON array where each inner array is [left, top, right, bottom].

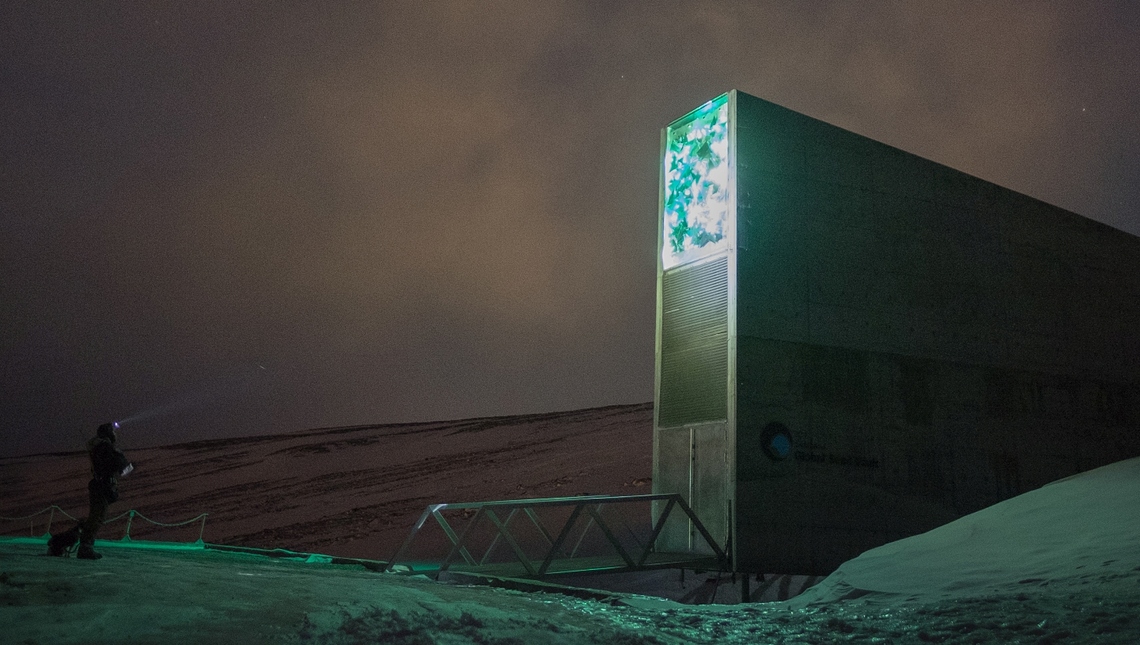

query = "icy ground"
[[3, 457, 1140, 643]]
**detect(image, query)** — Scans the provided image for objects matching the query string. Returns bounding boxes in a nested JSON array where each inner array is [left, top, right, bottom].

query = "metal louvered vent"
[[658, 256, 729, 427]]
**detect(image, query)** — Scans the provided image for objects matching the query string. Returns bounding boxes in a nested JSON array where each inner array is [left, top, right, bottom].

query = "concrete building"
[[653, 90, 1140, 575]]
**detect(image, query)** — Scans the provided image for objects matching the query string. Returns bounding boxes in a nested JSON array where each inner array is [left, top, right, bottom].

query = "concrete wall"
[[731, 91, 1140, 575]]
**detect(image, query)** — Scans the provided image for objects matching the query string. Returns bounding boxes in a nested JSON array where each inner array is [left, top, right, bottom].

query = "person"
[[47, 422, 134, 559]]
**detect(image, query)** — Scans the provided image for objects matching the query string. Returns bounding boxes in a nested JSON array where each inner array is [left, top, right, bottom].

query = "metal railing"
[[387, 493, 727, 578]]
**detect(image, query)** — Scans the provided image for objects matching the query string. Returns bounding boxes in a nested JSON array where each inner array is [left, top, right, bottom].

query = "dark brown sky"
[[3, 2, 1138, 456]]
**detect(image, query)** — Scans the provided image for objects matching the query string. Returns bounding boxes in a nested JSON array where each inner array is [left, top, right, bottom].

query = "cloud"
[[2, 1, 1137, 455]]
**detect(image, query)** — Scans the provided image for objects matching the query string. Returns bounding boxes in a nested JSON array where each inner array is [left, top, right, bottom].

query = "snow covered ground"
[[3, 409, 1139, 642], [790, 456, 1140, 608], [2, 459, 1138, 642]]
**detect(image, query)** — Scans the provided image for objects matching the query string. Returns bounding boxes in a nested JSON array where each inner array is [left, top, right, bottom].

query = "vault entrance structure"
[[653, 90, 1140, 576]]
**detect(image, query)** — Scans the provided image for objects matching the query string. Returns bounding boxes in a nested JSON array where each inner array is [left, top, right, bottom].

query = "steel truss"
[[386, 493, 727, 578]]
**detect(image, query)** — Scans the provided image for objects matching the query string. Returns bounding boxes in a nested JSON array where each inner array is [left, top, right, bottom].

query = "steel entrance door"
[[655, 422, 728, 554], [691, 422, 728, 555]]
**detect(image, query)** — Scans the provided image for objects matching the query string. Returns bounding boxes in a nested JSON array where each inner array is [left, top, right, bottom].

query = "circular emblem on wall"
[[761, 422, 793, 461]]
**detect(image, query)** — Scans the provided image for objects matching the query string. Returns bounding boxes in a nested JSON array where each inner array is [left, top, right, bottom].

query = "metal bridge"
[[386, 493, 728, 580]]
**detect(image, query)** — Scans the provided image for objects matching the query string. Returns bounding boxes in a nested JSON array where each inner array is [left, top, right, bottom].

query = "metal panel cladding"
[[658, 256, 729, 427]]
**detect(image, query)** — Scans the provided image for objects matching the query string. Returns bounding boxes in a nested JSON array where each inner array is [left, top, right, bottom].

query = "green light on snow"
[[662, 95, 730, 269]]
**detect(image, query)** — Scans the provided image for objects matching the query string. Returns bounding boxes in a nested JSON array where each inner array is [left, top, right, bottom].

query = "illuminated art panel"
[[662, 94, 731, 270]]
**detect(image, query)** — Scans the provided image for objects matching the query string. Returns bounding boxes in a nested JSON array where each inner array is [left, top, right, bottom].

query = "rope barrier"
[[130, 510, 209, 528], [1, 505, 208, 542], [0, 507, 58, 521], [0, 505, 80, 523]]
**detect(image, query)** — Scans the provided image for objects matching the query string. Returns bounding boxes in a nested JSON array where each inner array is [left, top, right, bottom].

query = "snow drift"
[[791, 456, 1140, 606]]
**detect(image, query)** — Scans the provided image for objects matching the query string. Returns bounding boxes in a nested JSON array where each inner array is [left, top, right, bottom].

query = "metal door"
[[655, 426, 692, 552], [655, 422, 729, 554], [691, 422, 728, 554]]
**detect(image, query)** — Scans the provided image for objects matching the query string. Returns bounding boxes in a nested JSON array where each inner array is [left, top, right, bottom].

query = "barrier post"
[[122, 510, 135, 541]]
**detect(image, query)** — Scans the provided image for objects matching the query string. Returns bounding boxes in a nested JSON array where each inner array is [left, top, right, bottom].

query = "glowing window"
[[662, 94, 730, 270]]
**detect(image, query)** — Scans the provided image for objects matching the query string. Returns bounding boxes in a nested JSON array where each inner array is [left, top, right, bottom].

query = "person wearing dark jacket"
[[47, 422, 134, 559]]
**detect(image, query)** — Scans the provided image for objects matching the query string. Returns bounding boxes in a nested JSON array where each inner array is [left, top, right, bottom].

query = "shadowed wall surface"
[[731, 91, 1140, 574]]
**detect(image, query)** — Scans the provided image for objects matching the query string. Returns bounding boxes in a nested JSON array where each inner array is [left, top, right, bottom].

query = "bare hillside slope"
[[1, 403, 653, 559]]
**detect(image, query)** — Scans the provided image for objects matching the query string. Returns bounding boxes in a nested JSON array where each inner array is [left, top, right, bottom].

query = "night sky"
[[3, 2, 1139, 456]]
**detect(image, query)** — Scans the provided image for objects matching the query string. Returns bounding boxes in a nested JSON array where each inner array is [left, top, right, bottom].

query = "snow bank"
[[791, 456, 1140, 605]]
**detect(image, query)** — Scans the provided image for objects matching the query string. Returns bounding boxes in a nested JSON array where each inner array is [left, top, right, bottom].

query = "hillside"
[[1, 403, 653, 559]]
